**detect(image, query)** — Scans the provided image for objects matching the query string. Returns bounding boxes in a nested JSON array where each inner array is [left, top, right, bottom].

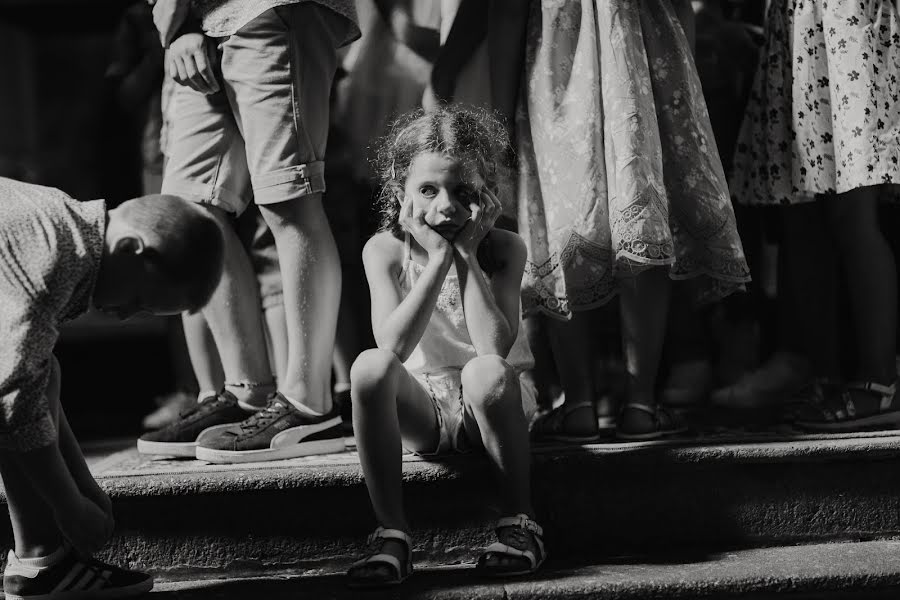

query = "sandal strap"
[[847, 380, 897, 397], [368, 526, 411, 547], [495, 513, 544, 538], [482, 542, 537, 569]]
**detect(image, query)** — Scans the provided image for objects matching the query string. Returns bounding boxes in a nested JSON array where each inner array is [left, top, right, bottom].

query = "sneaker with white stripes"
[[3, 550, 153, 600]]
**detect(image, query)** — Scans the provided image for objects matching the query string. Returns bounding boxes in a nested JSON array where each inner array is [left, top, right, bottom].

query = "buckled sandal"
[[530, 401, 603, 443], [616, 402, 688, 441], [476, 513, 547, 577], [794, 380, 900, 432], [346, 527, 412, 588]]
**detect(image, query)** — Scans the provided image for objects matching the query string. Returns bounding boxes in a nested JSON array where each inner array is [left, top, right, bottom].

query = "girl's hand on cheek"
[[398, 196, 452, 258], [454, 188, 501, 258]]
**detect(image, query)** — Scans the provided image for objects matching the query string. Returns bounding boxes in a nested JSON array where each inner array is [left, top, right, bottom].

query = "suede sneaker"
[[195, 393, 346, 463], [4, 549, 153, 600], [137, 390, 252, 457]]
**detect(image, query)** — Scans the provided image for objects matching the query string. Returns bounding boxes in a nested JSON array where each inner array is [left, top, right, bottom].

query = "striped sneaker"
[[4, 550, 153, 599]]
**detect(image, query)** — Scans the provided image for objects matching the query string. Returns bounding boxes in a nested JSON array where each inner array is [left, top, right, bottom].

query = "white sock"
[[225, 381, 276, 411], [280, 393, 324, 416], [6, 546, 67, 575]]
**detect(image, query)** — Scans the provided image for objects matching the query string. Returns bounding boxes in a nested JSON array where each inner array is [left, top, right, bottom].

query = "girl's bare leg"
[[619, 267, 671, 432], [349, 349, 440, 577], [824, 185, 897, 384]]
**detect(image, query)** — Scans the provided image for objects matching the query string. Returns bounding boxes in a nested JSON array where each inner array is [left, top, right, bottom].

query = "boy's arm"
[[364, 234, 452, 362], [455, 230, 525, 358]]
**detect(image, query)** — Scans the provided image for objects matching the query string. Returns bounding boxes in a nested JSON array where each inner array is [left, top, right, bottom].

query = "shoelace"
[[239, 398, 288, 432]]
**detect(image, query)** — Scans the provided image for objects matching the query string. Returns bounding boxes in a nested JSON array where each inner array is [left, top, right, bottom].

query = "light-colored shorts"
[[410, 369, 538, 457], [162, 3, 353, 214]]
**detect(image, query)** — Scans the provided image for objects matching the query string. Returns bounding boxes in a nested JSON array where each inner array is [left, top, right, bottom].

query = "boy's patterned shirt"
[[0, 178, 106, 451], [191, 0, 359, 44]]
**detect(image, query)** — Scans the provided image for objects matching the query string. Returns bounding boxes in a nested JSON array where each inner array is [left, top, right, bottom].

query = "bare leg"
[[197, 206, 273, 395], [349, 349, 439, 578], [460, 356, 534, 517], [0, 457, 61, 558], [824, 185, 897, 383], [545, 312, 600, 431], [181, 309, 225, 395], [263, 303, 289, 384], [619, 267, 671, 432], [260, 195, 341, 414]]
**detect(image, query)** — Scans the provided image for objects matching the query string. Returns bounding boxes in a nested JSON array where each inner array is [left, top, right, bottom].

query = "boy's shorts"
[[161, 3, 354, 214], [409, 369, 538, 457]]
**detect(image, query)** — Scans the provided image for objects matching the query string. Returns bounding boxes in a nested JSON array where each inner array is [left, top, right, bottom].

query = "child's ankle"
[[225, 380, 276, 410]]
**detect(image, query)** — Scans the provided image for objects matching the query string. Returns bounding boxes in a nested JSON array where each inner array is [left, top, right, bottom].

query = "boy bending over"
[[0, 177, 223, 600]]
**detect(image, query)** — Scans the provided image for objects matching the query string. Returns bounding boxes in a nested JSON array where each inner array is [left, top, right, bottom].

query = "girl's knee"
[[350, 349, 402, 399], [461, 355, 518, 411]]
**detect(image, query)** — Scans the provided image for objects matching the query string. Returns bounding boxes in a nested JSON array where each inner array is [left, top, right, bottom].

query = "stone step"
[[151, 539, 900, 599], [5, 431, 900, 575]]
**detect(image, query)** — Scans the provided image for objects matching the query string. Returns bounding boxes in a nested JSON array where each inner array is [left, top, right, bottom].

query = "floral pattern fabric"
[[516, 0, 750, 320], [731, 0, 900, 205]]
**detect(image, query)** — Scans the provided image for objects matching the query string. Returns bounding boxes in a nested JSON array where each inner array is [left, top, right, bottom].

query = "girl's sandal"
[[615, 402, 688, 441], [794, 380, 900, 432], [346, 527, 413, 589], [476, 513, 547, 577], [530, 401, 603, 443]]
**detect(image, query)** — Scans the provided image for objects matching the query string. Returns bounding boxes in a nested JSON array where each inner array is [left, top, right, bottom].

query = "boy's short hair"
[[120, 194, 224, 311]]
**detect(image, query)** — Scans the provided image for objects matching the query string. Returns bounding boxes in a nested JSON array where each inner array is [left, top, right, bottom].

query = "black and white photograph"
[[1, 0, 899, 597]]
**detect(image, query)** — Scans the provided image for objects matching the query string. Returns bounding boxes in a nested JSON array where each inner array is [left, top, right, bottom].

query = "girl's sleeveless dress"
[[731, 0, 900, 205], [399, 235, 538, 455], [516, 0, 750, 320]]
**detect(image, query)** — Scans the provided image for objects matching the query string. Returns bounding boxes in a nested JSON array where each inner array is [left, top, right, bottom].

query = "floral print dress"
[[516, 0, 750, 320], [731, 0, 900, 205]]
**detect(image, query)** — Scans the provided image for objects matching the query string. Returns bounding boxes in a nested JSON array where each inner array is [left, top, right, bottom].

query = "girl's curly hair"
[[372, 105, 512, 238]]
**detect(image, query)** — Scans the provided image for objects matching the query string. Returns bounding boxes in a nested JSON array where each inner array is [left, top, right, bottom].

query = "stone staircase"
[[5, 431, 900, 597]]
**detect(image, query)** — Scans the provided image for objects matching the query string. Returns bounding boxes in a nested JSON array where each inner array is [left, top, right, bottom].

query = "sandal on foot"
[[530, 401, 602, 443], [794, 380, 900, 432], [477, 514, 547, 577], [346, 527, 412, 589], [616, 403, 688, 441]]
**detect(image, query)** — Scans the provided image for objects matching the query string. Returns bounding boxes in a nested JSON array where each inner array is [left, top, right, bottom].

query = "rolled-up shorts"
[[161, 3, 354, 213], [409, 369, 539, 457]]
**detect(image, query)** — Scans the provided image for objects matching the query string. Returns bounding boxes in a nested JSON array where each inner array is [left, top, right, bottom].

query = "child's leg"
[[263, 303, 289, 384], [349, 349, 439, 576], [0, 457, 60, 558], [619, 267, 671, 433], [546, 312, 600, 429], [182, 309, 226, 397], [824, 185, 897, 383], [460, 356, 534, 518], [260, 197, 341, 413], [199, 205, 275, 404]]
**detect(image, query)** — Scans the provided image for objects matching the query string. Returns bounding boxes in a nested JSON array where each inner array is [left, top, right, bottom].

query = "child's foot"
[[347, 527, 412, 588], [194, 393, 346, 463], [477, 514, 546, 577], [616, 402, 687, 441], [530, 401, 602, 443], [137, 390, 253, 457], [794, 379, 900, 432], [4, 548, 153, 600]]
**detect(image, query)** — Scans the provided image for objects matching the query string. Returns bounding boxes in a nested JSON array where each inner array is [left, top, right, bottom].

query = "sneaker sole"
[[135, 439, 196, 458], [195, 438, 348, 464], [5, 577, 153, 600]]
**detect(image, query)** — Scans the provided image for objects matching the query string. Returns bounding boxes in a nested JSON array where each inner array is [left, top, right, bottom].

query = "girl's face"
[[403, 152, 484, 240]]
